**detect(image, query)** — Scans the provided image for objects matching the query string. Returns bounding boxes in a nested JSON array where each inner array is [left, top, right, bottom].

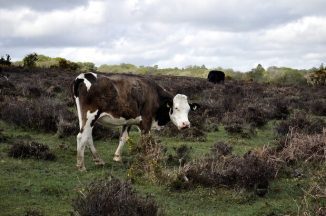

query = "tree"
[[58, 58, 80, 71], [246, 64, 266, 82], [0, 54, 11, 66], [23, 53, 38, 68], [306, 64, 326, 86]]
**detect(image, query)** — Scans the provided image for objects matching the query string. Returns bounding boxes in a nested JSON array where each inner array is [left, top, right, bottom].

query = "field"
[[0, 66, 326, 216]]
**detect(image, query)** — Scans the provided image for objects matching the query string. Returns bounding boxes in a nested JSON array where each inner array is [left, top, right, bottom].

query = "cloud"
[[1, 0, 326, 71], [0, 0, 89, 11], [0, 1, 106, 39]]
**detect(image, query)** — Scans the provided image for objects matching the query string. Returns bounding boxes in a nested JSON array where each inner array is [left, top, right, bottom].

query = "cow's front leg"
[[113, 126, 130, 162]]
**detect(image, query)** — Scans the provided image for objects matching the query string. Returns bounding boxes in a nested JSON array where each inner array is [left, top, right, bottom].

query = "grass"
[[0, 120, 314, 215]]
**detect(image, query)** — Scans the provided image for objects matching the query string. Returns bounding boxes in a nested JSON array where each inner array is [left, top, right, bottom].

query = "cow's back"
[[76, 73, 164, 119]]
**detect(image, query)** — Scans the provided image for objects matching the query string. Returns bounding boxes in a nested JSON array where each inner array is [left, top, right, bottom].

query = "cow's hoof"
[[76, 164, 87, 172], [94, 158, 105, 166], [113, 155, 122, 162]]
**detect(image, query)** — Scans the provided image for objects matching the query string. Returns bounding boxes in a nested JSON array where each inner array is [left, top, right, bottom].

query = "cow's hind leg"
[[76, 129, 88, 171], [88, 136, 105, 166], [113, 125, 131, 162], [76, 110, 100, 171]]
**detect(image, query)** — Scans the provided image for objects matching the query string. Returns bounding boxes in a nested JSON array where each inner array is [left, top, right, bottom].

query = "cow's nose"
[[180, 122, 190, 129]]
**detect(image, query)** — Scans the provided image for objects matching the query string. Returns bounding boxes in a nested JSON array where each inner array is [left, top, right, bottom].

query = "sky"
[[0, 0, 326, 71]]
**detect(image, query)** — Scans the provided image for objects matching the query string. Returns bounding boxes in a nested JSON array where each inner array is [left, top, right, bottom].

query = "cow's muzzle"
[[178, 122, 190, 130]]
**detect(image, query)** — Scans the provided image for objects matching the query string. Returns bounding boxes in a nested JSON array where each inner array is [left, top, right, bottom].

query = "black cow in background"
[[207, 70, 225, 84]]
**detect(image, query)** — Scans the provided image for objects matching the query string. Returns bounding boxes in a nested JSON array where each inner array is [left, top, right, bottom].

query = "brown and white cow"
[[73, 72, 199, 171]]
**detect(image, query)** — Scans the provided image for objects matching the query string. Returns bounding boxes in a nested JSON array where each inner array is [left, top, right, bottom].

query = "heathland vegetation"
[[0, 53, 325, 215]]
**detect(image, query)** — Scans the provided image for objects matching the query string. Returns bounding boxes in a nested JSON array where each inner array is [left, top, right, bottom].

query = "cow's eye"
[[174, 107, 179, 110]]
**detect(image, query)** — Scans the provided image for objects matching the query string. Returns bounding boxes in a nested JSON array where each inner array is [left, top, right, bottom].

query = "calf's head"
[[168, 94, 199, 130]]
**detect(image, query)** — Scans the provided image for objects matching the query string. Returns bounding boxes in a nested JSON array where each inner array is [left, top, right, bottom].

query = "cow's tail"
[[72, 78, 84, 99], [72, 77, 85, 130]]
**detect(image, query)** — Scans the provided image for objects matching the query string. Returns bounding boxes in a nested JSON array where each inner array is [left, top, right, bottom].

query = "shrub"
[[0, 98, 58, 132], [155, 124, 207, 142], [276, 130, 326, 164], [243, 106, 268, 128], [166, 144, 192, 166], [72, 177, 161, 216], [0, 129, 8, 143], [0, 79, 16, 96], [224, 123, 256, 138], [210, 142, 233, 157], [56, 119, 77, 138], [185, 153, 274, 192], [8, 141, 56, 161], [309, 99, 326, 116], [275, 111, 326, 136], [24, 208, 44, 216], [0, 97, 79, 136], [128, 134, 166, 183], [173, 143, 276, 196], [270, 99, 290, 120]]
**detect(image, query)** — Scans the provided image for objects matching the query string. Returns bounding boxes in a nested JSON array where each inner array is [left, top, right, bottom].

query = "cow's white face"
[[169, 94, 198, 130]]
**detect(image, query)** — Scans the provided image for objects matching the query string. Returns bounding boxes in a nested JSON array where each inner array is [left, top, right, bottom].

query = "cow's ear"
[[166, 100, 173, 109], [190, 103, 200, 111]]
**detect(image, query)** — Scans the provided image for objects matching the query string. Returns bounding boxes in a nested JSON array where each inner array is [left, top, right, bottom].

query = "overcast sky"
[[1, 0, 326, 71]]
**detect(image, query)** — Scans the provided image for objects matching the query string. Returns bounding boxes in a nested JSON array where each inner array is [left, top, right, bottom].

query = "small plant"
[[72, 177, 161, 216]]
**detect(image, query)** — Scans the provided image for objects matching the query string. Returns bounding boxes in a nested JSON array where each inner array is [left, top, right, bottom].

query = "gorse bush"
[[72, 177, 161, 216]]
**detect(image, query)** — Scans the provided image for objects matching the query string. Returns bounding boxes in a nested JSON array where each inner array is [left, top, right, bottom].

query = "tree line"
[[1, 52, 325, 86]]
